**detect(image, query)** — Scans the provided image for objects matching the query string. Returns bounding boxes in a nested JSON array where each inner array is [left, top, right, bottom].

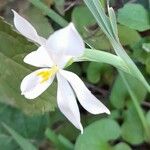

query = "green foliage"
[[0, 17, 57, 115], [86, 62, 113, 84], [2, 123, 37, 150], [118, 25, 141, 46], [143, 43, 150, 52], [75, 119, 121, 150], [0, 103, 50, 139], [0, 0, 150, 149], [87, 62, 103, 84], [113, 143, 131, 150], [72, 5, 112, 50], [121, 104, 145, 145], [117, 3, 150, 31], [110, 75, 147, 109], [45, 128, 74, 150], [146, 111, 150, 127], [29, 0, 68, 27], [0, 133, 19, 150], [24, 6, 54, 38]]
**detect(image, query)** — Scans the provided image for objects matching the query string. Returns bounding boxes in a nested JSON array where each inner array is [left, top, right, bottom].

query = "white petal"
[[21, 69, 54, 99], [12, 10, 46, 45], [60, 70, 110, 115], [57, 73, 83, 133], [24, 46, 54, 67], [45, 23, 85, 58]]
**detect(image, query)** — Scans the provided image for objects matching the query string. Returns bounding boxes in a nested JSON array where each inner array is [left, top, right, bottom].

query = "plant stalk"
[[29, 0, 68, 27]]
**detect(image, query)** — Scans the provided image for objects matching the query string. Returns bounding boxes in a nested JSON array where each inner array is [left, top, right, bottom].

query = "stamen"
[[37, 66, 59, 83]]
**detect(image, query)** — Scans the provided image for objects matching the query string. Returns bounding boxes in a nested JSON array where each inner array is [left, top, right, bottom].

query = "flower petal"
[[24, 46, 54, 67], [12, 10, 46, 45], [60, 70, 110, 115], [57, 73, 83, 133], [21, 69, 54, 99], [45, 23, 85, 58]]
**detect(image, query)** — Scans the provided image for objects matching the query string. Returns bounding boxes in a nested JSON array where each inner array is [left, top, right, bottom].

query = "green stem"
[[29, 0, 68, 27], [120, 71, 150, 141]]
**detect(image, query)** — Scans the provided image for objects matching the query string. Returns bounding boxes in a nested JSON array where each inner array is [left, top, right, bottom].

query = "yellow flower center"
[[37, 66, 59, 83]]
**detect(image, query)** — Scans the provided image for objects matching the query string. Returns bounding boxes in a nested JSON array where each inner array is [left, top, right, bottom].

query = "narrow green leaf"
[[83, 0, 150, 92], [92, 0, 113, 36], [108, 6, 118, 40], [45, 128, 73, 150], [2, 123, 37, 150], [28, 0, 68, 27], [83, 0, 111, 38], [143, 43, 150, 52], [80, 48, 129, 74], [58, 135, 74, 150]]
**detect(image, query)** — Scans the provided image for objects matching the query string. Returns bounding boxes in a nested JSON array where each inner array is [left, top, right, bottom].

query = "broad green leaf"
[[75, 119, 121, 150], [132, 38, 150, 64], [120, 71, 150, 142], [118, 25, 141, 46], [0, 17, 57, 115], [2, 123, 37, 150], [67, 63, 82, 76], [72, 6, 96, 35], [113, 142, 131, 150], [86, 30, 112, 50], [86, 62, 113, 84], [121, 103, 145, 145], [87, 62, 103, 84], [110, 75, 127, 109], [72, 6, 112, 50], [117, 4, 150, 31], [109, 110, 121, 120], [110, 74, 147, 109]]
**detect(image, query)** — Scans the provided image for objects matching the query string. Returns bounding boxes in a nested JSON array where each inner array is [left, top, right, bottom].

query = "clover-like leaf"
[[117, 4, 150, 31], [75, 119, 121, 150]]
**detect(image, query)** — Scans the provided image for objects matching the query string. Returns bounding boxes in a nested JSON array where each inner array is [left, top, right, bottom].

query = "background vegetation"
[[0, 0, 149, 149]]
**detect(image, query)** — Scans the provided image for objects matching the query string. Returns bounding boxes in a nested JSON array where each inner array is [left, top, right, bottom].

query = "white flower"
[[12, 10, 110, 133]]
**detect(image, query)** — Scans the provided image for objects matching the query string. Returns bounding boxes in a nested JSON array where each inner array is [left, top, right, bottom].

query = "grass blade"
[[2, 123, 37, 150], [29, 0, 68, 27]]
